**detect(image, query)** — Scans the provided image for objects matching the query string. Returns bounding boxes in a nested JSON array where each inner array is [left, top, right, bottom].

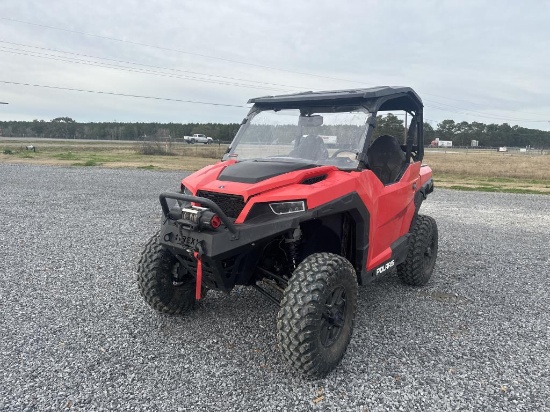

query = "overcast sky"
[[1, 0, 549, 130]]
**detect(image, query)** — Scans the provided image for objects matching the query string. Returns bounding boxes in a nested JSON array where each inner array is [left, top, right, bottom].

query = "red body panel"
[[182, 160, 432, 271], [362, 162, 421, 270]]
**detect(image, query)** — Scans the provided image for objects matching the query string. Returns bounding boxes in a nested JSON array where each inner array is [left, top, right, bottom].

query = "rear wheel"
[[277, 253, 358, 378], [137, 232, 196, 314], [397, 215, 438, 286]]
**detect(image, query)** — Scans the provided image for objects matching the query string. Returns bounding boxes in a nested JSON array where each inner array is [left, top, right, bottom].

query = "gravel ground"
[[1, 164, 548, 412]]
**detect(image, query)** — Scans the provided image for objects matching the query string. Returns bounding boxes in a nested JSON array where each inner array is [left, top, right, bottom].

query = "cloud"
[[0, 0, 549, 129]]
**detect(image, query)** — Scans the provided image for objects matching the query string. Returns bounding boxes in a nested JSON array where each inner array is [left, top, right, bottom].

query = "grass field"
[[1, 138, 549, 194], [423, 150, 550, 194], [0, 139, 224, 171]]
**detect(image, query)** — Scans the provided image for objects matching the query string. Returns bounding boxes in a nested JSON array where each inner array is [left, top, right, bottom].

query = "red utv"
[[137, 86, 438, 378]]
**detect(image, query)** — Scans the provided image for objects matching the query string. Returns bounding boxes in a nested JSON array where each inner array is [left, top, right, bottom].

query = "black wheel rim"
[[423, 232, 437, 272], [320, 286, 347, 347], [171, 262, 194, 289], [171, 262, 185, 286]]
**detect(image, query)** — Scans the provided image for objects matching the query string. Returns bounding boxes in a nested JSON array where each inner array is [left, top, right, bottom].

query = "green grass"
[[72, 160, 101, 167], [54, 152, 81, 160], [483, 177, 516, 183], [137, 165, 158, 170], [435, 172, 550, 195], [88, 155, 121, 163], [449, 185, 548, 195], [57, 152, 123, 164], [482, 177, 549, 185]]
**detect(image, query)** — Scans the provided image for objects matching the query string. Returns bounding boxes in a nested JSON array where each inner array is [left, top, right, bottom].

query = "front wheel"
[[397, 215, 438, 286], [277, 253, 358, 378], [137, 232, 197, 315]]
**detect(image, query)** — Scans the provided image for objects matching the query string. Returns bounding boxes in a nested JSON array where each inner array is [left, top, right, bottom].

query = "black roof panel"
[[248, 86, 423, 112]]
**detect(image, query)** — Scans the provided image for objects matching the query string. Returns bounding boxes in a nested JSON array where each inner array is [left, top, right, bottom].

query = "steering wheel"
[[330, 149, 357, 159]]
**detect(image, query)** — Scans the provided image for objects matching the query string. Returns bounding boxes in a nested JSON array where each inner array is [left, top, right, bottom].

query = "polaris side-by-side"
[[137, 86, 438, 378]]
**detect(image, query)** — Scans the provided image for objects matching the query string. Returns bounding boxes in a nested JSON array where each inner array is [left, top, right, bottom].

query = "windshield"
[[223, 108, 370, 169]]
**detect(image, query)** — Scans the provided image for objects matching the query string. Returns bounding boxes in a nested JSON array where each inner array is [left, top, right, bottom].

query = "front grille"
[[196, 190, 245, 219]]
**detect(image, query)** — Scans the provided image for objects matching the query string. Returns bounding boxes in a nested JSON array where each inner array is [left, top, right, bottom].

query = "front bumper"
[[158, 192, 307, 291]]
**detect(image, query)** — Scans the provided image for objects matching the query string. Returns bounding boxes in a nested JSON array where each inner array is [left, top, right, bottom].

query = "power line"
[[2, 17, 547, 123], [2, 16, 547, 121], [0, 47, 295, 92], [0, 80, 248, 108], [2, 80, 549, 133], [421, 91, 548, 118], [0, 17, 348, 85], [426, 100, 547, 123], [0, 40, 303, 91]]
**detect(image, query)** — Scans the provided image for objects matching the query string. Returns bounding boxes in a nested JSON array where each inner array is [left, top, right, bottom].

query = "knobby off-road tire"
[[277, 253, 358, 379], [397, 215, 438, 286], [137, 231, 196, 315]]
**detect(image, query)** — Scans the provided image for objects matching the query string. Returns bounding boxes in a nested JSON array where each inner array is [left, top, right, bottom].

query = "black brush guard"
[[158, 192, 308, 292], [159, 192, 239, 237]]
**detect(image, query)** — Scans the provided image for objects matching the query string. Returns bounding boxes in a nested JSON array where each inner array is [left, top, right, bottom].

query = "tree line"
[[1, 115, 548, 148], [375, 114, 549, 148], [0, 118, 240, 143]]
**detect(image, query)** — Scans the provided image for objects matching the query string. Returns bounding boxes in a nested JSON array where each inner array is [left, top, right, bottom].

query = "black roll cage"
[[234, 86, 424, 168], [365, 91, 424, 164]]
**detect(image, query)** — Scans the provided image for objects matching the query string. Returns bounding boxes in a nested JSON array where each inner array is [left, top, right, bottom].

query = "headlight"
[[173, 184, 193, 209], [269, 201, 306, 215], [180, 184, 193, 195]]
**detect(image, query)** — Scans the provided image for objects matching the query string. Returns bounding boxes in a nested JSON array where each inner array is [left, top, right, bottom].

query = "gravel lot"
[[1, 164, 548, 411]]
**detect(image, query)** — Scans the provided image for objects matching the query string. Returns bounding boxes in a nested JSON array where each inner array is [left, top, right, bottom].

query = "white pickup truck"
[[183, 134, 213, 144]]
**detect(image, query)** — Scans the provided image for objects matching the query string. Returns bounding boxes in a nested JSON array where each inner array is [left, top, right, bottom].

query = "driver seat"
[[366, 135, 407, 185], [289, 135, 328, 161]]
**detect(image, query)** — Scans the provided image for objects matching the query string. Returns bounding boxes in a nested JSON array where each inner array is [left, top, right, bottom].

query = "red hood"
[[182, 160, 339, 201]]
